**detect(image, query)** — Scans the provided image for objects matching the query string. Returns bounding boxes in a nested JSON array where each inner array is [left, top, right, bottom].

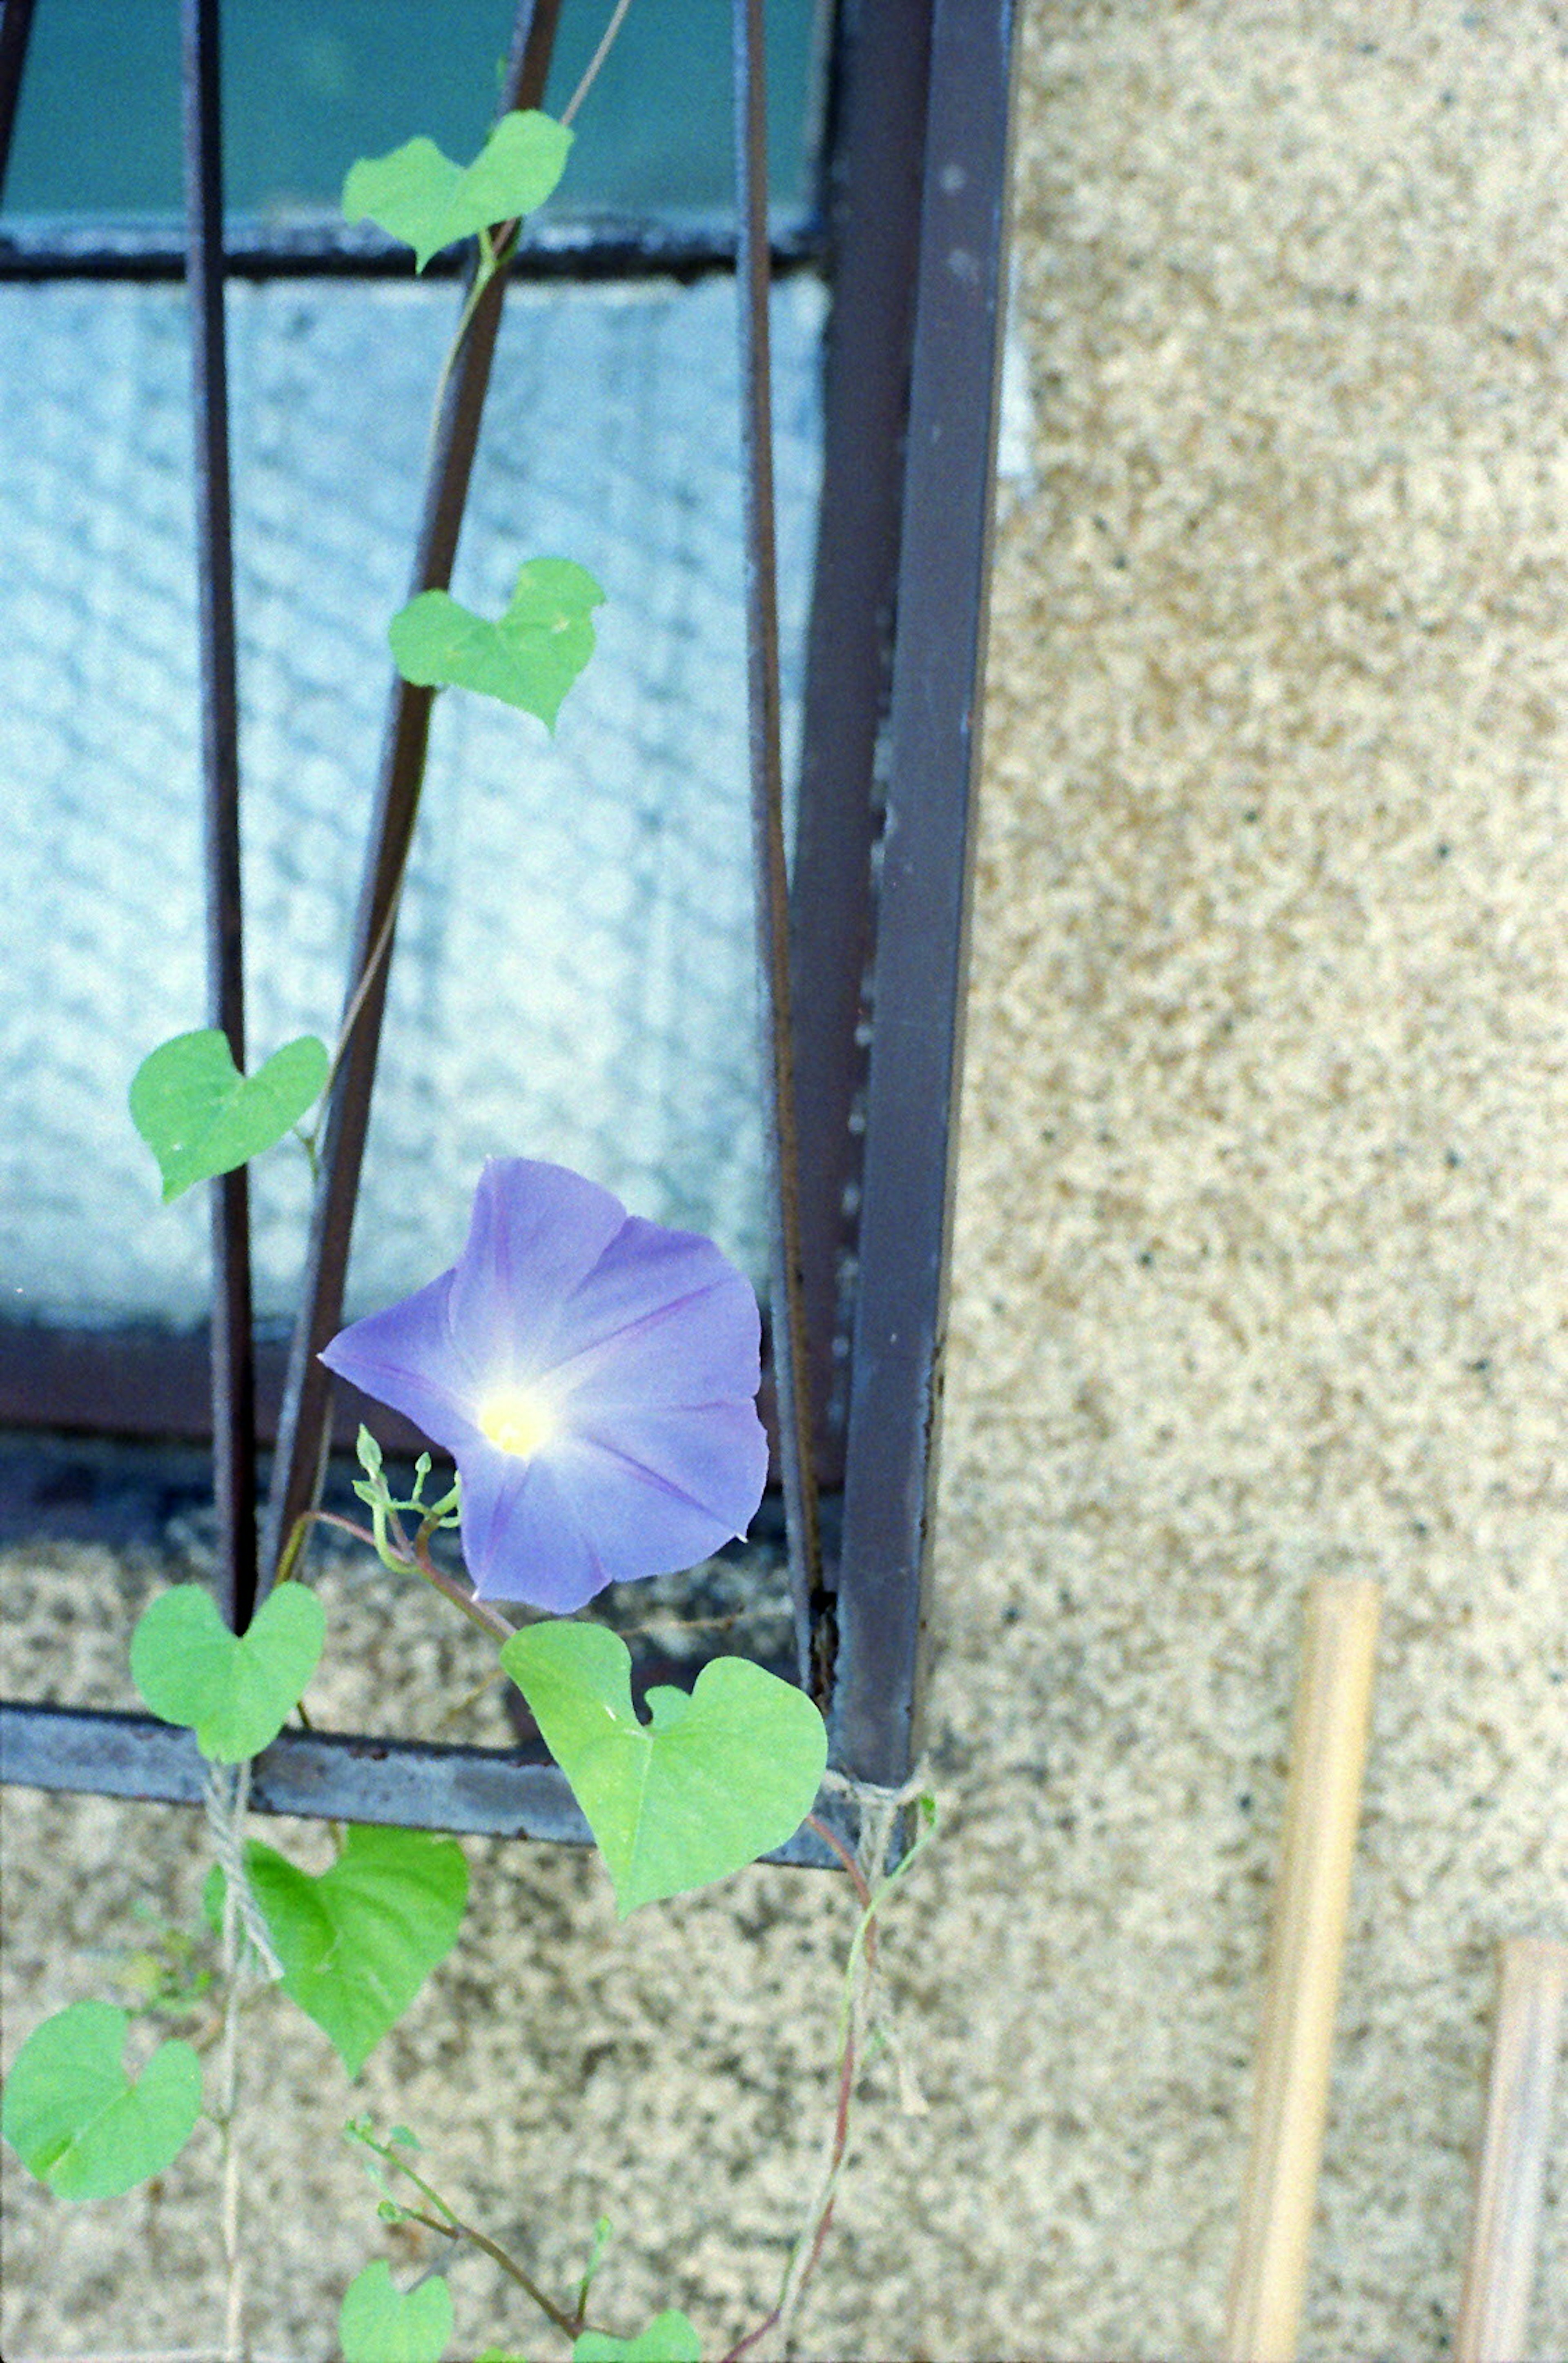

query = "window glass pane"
[[1, 271, 825, 1327], [1, 0, 825, 229]]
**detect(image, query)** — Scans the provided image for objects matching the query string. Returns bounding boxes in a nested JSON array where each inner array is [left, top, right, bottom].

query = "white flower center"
[[477, 1388, 557, 1461]]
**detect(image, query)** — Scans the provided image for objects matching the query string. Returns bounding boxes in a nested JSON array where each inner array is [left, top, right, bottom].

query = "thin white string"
[[201, 1761, 284, 1982], [824, 1770, 932, 2111], [821, 1764, 930, 1885], [769, 1768, 935, 2357]]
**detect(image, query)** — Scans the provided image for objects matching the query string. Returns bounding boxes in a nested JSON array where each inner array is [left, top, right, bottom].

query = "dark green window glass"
[[2, 0, 824, 227]]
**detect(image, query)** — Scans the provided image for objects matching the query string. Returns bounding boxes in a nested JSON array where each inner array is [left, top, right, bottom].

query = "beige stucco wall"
[[4, 5, 1565, 2358]]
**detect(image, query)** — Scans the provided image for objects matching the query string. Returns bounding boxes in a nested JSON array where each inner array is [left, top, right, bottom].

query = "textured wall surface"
[[4, 5, 1565, 2359]]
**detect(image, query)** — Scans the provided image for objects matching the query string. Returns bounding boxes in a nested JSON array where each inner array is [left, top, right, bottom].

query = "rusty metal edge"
[[0, 1701, 846, 1865], [788, 0, 937, 1509], [830, 0, 1020, 1789]]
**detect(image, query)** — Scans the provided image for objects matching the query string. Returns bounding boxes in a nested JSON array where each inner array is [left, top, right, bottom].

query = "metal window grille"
[[0, 0, 1018, 1857]]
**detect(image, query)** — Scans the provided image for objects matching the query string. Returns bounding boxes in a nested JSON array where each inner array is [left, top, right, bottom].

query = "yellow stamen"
[[477, 1388, 557, 1461]]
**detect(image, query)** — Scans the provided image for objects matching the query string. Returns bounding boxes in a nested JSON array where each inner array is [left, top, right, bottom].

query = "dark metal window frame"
[[0, 0, 1018, 1857]]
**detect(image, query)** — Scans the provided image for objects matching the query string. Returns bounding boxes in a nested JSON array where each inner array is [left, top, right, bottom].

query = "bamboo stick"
[[1223, 1575, 1382, 2363], [1454, 1936, 1568, 2363]]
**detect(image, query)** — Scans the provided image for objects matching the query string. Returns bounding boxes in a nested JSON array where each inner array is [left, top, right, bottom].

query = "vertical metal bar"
[[831, 0, 1019, 1784], [0, 0, 38, 202], [259, 0, 564, 1593], [182, 0, 257, 1632], [732, 0, 823, 1692], [789, 0, 935, 1494]]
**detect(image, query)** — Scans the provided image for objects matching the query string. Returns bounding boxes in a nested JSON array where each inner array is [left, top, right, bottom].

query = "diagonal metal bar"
[[0, 0, 38, 203], [183, 0, 257, 1634], [259, 0, 565, 1595], [732, 0, 823, 1695], [832, 0, 1020, 1786]]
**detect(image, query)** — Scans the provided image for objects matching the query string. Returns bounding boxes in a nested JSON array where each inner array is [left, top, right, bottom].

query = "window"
[[1, 0, 1018, 1835], [3, 0, 824, 234]]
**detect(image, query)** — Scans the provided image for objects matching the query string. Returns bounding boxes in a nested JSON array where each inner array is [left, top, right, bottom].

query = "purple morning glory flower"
[[320, 1158, 770, 1612]]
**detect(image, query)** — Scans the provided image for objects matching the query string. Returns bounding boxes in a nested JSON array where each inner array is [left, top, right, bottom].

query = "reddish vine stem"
[[799, 2028, 860, 2290], [804, 1811, 867, 1901], [411, 1526, 516, 1641], [805, 1810, 879, 1972], [717, 1830, 874, 2363], [285, 1506, 515, 1642], [719, 2024, 858, 2363]]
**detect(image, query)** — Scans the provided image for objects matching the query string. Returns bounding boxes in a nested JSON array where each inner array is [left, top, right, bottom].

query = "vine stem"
[[323, 834, 415, 1099], [320, 0, 641, 1115], [401, 2207, 585, 2337], [720, 2022, 857, 2363], [713, 1777, 930, 2353], [362, 2138, 595, 2341], [427, 0, 640, 457], [285, 1506, 517, 1643], [718, 1782, 934, 2363], [560, 0, 636, 127], [413, 1523, 518, 1642], [804, 1811, 882, 1979]]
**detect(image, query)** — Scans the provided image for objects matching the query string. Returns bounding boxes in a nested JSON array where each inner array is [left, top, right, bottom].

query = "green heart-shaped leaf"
[[389, 557, 604, 729], [499, 1624, 827, 1917], [131, 1581, 325, 1764], [1, 2001, 202, 2201], [339, 2259, 453, 2363], [220, 1826, 468, 2076], [575, 2313, 702, 2363], [343, 109, 572, 270], [129, 1028, 328, 1201]]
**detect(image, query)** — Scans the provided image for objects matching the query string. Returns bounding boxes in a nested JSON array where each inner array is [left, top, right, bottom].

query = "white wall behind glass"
[[2, 272, 825, 1325]]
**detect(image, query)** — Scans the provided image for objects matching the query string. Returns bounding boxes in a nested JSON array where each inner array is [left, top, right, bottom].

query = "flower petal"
[[547, 1219, 762, 1409], [318, 1271, 483, 1454], [542, 1426, 758, 1583], [572, 1400, 768, 1537], [322, 1154, 769, 1608], [456, 1443, 610, 1612], [448, 1159, 626, 1383]]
